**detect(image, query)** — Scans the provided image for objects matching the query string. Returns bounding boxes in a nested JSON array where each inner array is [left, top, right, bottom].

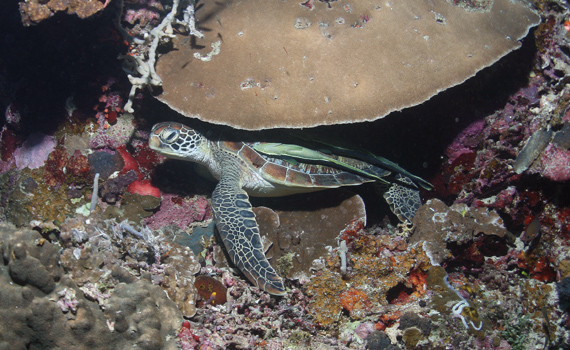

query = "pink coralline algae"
[[145, 194, 211, 230], [123, 0, 163, 27], [89, 114, 135, 150], [124, 8, 161, 27], [537, 144, 570, 182], [445, 119, 485, 164], [5, 103, 21, 126], [13, 133, 56, 170]]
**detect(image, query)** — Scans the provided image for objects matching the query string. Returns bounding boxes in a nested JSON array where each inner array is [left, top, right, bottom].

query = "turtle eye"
[[159, 128, 179, 143]]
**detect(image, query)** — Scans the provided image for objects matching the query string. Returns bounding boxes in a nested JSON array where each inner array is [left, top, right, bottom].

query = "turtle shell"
[[219, 140, 388, 189]]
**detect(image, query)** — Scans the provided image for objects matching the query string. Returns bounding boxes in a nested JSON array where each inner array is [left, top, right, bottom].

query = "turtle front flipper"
[[211, 167, 286, 296]]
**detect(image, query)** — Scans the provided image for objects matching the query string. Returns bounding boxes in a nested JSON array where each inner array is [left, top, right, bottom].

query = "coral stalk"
[[90, 173, 100, 214], [339, 240, 348, 274]]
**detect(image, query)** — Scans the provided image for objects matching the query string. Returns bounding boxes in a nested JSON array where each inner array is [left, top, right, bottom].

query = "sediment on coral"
[[410, 198, 509, 266]]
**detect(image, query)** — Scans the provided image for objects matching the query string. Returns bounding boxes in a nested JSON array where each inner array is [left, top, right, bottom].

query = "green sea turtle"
[[149, 122, 431, 295]]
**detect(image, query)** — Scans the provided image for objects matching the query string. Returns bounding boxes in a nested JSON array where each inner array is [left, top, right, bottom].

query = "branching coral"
[[117, 0, 204, 113]]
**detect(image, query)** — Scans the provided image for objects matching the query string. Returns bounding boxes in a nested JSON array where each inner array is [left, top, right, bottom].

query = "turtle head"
[[149, 122, 207, 162]]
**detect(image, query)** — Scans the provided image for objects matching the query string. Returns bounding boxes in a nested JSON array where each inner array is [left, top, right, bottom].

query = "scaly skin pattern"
[[383, 175, 421, 223], [211, 151, 285, 295]]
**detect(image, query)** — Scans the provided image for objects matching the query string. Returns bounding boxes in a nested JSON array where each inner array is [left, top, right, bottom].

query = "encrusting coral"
[[19, 0, 107, 26], [410, 198, 509, 265]]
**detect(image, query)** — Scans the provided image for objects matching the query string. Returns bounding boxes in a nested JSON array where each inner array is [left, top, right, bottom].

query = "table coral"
[[155, 0, 539, 130]]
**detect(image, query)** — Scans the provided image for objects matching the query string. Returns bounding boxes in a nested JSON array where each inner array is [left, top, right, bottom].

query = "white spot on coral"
[[294, 17, 311, 29], [193, 41, 221, 62]]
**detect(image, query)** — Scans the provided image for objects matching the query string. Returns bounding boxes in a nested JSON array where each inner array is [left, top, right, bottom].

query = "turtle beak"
[[148, 133, 161, 151]]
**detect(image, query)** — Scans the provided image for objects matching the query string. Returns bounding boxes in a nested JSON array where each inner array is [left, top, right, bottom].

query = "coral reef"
[[155, 243, 200, 318], [145, 193, 211, 230], [0, 223, 182, 349], [2, 0, 570, 349], [410, 198, 509, 265], [255, 190, 366, 279], [13, 132, 56, 170]]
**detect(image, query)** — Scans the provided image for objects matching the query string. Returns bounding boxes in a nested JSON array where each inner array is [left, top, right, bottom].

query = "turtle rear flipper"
[[211, 164, 286, 296], [382, 174, 422, 223]]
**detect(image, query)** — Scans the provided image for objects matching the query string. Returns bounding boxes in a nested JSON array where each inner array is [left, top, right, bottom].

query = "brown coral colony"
[[155, 0, 540, 130]]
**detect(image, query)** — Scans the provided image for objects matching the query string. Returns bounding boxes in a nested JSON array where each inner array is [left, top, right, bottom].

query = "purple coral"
[[13, 133, 56, 170], [445, 119, 485, 164], [124, 8, 161, 26], [145, 194, 211, 230]]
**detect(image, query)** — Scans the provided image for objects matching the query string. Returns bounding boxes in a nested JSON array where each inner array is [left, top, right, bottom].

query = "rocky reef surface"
[[0, 223, 183, 349], [1, 0, 570, 349]]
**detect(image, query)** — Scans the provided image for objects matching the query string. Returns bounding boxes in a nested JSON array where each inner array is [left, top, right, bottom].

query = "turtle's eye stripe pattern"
[[159, 127, 179, 143]]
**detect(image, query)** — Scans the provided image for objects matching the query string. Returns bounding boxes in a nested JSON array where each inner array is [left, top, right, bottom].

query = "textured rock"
[[255, 190, 366, 279], [156, 0, 539, 129], [410, 199, 508, 265], [0, 223, 182, 350], [19, 0, 105, 26], [161, 244, 201, 318]]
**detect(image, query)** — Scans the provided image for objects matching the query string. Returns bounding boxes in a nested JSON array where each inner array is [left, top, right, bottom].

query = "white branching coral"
[[90, 173, 100, 214], [444, 275, 483, 331], [116, 0, 204, 113], [338, 239, 348, 275]]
